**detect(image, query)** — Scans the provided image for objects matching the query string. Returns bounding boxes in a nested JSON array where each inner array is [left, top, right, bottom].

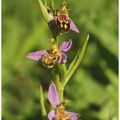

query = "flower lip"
[[49, 16, 79, 33]]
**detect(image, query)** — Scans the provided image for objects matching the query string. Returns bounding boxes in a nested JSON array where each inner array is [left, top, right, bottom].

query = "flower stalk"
[[54, 66, 64, 102], [55, 78, 64, 102]]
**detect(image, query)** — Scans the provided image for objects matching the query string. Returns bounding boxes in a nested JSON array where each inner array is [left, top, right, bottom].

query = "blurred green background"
[[2, 0, 118, 120]]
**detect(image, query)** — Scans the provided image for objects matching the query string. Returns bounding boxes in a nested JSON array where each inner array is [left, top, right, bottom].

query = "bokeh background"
[[2, 0, 118, 120]]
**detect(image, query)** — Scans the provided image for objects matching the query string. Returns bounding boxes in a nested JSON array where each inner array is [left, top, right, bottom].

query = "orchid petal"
[[60, 39, 72, 52], [48, 110, 55, 120], [58, 52, 67, 64], [27, 50, 47, 61], [70, 21, 79, 33], [48, 82, 60, 108], [69, 112, 80, 120]]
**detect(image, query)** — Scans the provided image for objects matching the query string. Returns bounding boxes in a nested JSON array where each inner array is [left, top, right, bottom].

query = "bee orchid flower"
[[27, 39, 72, 68], [48, 82, 80, 120], [49, 3, 79, 34]]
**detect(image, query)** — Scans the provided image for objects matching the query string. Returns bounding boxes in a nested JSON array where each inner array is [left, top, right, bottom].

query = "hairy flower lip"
[[49, 17, 79, 34], [48, 82, 80, 120]]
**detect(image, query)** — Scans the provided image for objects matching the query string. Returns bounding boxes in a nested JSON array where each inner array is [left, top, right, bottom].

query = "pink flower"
[[48, 82, 80, 120], [27, 39, 72, 68]]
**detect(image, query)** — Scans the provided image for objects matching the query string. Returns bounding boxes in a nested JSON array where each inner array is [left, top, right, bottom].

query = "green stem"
[[55, 73, 64, 102], [59, 86, 64, 102], [59, 64, 67, 83], [39, 85, 47, 118], [55, 64, 67, 102]]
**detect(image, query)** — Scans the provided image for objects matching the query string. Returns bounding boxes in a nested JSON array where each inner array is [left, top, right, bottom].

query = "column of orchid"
[[27, 0, 89, 120]]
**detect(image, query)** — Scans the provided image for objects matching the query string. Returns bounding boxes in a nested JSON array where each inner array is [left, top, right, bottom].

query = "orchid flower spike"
[[27, 39, 72, 68], [49, 2, 79, 34], [48, 82, 80, 120]]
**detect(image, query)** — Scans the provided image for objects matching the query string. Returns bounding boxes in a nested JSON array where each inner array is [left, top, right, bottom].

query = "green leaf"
[[63, 34, 89, 87], [38, 0, 53, 22], [39, 85, 47, 117]]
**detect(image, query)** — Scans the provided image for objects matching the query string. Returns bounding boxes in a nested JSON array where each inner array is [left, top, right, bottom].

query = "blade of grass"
[[39, 85, 47, 117]]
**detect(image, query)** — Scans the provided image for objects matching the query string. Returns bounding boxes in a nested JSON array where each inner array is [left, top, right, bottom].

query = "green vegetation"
[[2, 0, 118, 120]]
